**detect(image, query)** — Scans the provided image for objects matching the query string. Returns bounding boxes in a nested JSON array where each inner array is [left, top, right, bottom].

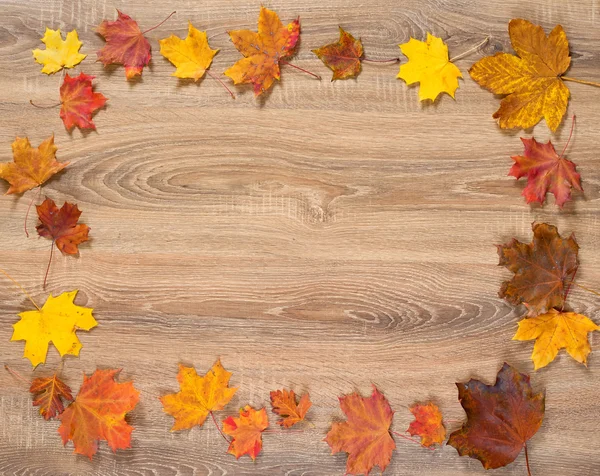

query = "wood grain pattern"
[[0, 0, 599, 474]]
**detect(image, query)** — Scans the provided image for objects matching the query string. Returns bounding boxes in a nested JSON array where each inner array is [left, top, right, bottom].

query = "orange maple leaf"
[[30, 373, 73, 420], [270, 389, 311, 427], [312, 28, 364, 80], [58, 369, 140, 459], [324, 386, 396, 475], [222, 405, 269, 460], [406, 402, 446, 446], [60, 73, 107, 131], [225, 6, 300, 96]]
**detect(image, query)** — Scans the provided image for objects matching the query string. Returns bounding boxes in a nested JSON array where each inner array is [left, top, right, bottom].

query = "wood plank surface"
[[0, 0, 599, 474]]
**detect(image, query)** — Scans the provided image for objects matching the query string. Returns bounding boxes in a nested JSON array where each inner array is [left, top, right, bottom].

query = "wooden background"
[[0, 0, 599, 474]]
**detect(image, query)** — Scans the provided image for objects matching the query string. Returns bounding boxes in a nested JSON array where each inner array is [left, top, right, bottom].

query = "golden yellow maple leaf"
[[469, 19, 571, 131], [513, 309, 600, 370], [11, 290, 97, 368], [159, 23, 218, 81], [397, 33, 462, 101], [32, 28, 86, 75], [160, 360, 237, 431]]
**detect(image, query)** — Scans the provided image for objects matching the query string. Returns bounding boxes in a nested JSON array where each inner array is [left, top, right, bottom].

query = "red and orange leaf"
[[36, 198, 90, 255], [59, 73, 107, 131], [96, 10, 151, 79], [498, 222, 578, 316], [269, 389, 311, 428], [312, 27, 363, 80], [58, 369, 140, 459], [448, 363, 545, 470], [324, 386, 396, 475], [222, 405, 269, 460], [225, 6, 300, 96], [406, 402, 446, 447], [0, 136, 68, 195], [510, 137, 581, 207], [30, 373, 73, 420]]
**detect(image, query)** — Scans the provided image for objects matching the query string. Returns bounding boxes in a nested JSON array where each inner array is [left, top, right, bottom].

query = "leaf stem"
[[391, 431, 435, 451], [524, 443, 532, 476], [24, 186, 42, 238], [0, 268, 40, 310], [142, 11, 176, 35], [280, 61, 321, 80], [572, 282, 600, 298], [559, 115, 576, 158], [562, 76, 600, 88], [362, 57, 400, 64], [206, 70, 235, 99], [263, 428, 305, 434], [449, 36, 490, 63], [43, 240, 54, 289], [561, 264, 578, 310], [210, 411, 231, 444], [29, 99, 62, 109], [4, 364, 29, 384]]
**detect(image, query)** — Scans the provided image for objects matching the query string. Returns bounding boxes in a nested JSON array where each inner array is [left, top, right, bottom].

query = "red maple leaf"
[[60, 73, 107, 131], [30, 374, 73, 420], [222, 405, 269, 460], [37, 198, 90, 255], [406, 402, 446, 446]]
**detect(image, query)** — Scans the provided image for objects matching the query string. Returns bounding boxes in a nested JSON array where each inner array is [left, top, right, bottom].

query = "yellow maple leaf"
[[159, 23, 218, 81], [397, 33, 462, 101], [160, 360, 237, 431], [469, 19, 571, 131], [513, 309, 600, 370], [32, 28, 86, 75], [11, 290, 97, 368]]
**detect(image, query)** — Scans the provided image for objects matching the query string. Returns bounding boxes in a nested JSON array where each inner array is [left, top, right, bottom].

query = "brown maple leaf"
[[406, 402, 446, 447], [312, 28, 364, 80], [30, 373, 73, 420], [448, 363, 545, 470], [270, 389, 311, 427], [498, 222, 578, 316], [222, 405, 269, 460], [60, 73, 107, 131]]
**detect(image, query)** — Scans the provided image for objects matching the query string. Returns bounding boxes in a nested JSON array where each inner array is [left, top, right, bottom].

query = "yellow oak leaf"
[[11, 291, 97, 368], [398, 33, 462, 101], [513, 309, 600, 370], [160, 360, 237, 431], [33, 28, 86, 75], [159, 23, 218, 81]]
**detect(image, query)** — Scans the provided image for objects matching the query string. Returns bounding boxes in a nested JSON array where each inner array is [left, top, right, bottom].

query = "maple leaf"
[[58, 369, 140, 459], [406, 402, 446, 447], [30, 373, 73, 420], [312, 28, 364, 80], [514, 309, 600, 369], [32, 28, 86, 75], [225, 6, 301, 96], [469, 19, 571, 131], [11, 290, 97, 367], [0, 136, 68, 195], [36, 198, 90, 254], [324, 386, 396, 475], [160, 360, 237, 431], [222, 405, 269, 460], [270, 389, 311, 427], [59, 73, 107, 131], [398, 33, 462, 101], [498, 222, 578, 316], [448, 363, 545, 470], [510, 136, 581, 207]]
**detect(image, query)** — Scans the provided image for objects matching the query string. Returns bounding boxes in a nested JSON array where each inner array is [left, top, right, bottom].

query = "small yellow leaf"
[[33, 28, 86, 75], [11, 291, 97, 368], [398, 33, 462, 101], [513, 309, 600, 370], [159, 23, 218, 81]]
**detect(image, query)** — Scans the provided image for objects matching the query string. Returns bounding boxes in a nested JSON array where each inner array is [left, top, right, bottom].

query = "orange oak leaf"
[[225, 6, 300, 96], [448, 363, 545, 470], [406, 402, 446, 447], [58, 369, 140, 459], [269, 389, 311, 428], [160, 360, 237, 431], [60, 73, 107, 131], [498, 222, 578, 316], [30, 373, 73, 420], [0, 136, 68, 195], [312, 28, 364, 80], [325, 386, 396, 475], [37, 198, 90, 255], [222, 405, 269, 460]]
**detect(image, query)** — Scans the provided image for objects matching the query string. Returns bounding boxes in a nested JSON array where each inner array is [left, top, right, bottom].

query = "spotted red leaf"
[[59, 73, 107, 131], [30, 374, 73, 420], [36, 198, 90, 254]]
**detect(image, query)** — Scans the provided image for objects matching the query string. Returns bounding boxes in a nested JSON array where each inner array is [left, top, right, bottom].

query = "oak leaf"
[[510, 137, 581, 207], [448, 363, 544, 470], [406, 402, 446, 446], [222, 405, 269, 460], [498, 222, 578, 316], [160, 360, 237, 431], [469, 19, 571, 131], [11, 290, 97, 367], [60, 73, 107, 131], [225, 6, 300, 96], [324, 386, 395, 475], [30, 373, 73, 420], [270, 389, 311, 427], [0, 136, 68, 195], [312, 28, 363, 80], [514, 309, 600, 369], [37, 198, 90, 255], [33, 28, 86, 74], [398, 33, 462, 101], [58, 369, 140, 459]]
